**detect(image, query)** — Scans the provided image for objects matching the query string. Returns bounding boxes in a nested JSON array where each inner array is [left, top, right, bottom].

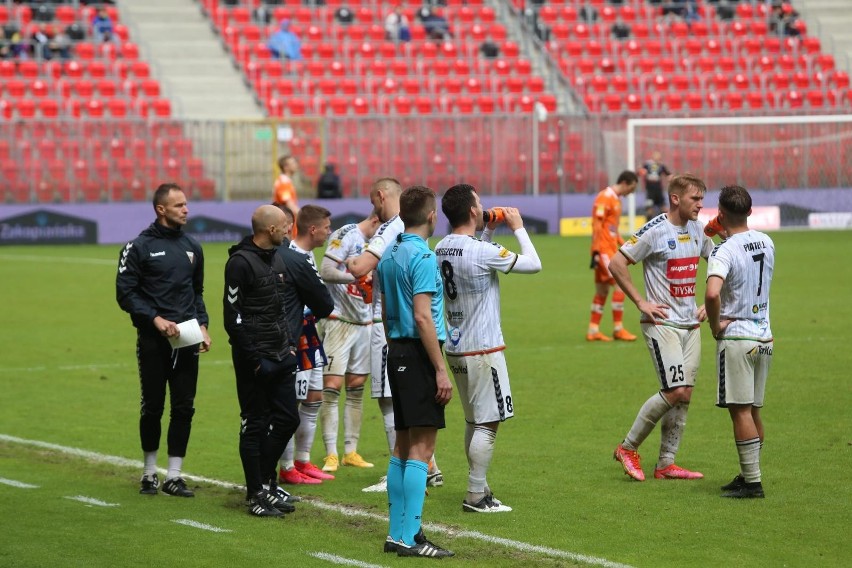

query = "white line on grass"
[[172, 519, 232, 533], [64, 495, 119, 507], [308, 552, 387, 568], [0, 254, 117, 266], [0, 477, 39, 488], [0, 434, 634, 568]]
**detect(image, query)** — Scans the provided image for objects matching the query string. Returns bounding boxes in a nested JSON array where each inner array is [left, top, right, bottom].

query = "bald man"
[[224, 205, 333, 517]]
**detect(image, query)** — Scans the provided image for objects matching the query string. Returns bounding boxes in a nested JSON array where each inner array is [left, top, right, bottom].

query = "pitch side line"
[[64, 495, 119, 507], [173, 519, 232, 533], [308, 552, 387, 568], [0, 434, 634, 568], [0, 477, 39, 488]]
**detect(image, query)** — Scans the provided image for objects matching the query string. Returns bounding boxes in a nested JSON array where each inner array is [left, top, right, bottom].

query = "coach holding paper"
[[116, 183, 211, 498]]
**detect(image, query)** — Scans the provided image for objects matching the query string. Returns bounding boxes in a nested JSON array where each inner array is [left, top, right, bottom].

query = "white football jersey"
[[434, 233, 517, 355], [364, 215, 404, 322], [324, 223, 371, 324], [620, 214, 714, 328], [707, 230, 775, 340]]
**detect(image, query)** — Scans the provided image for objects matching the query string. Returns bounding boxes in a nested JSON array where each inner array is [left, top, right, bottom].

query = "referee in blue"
[[377, 185, 454, 558]]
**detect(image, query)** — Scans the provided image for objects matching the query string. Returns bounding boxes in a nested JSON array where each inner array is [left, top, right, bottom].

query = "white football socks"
[[343, 386, 364, 455], [658, 401, 689, 469], [143, 451, 158, 477], [623, 392, 672, 451], [166, 456, 183, 481], [321, 387, 340, 456], [736, 437, 762, 483], [378, 396, 396, 454], [467, 426, 496, 496], [295, 400, 321, 463]]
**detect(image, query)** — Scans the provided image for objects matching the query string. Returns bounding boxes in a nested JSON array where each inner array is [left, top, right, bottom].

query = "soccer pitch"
[[0, 232, 849, 567]]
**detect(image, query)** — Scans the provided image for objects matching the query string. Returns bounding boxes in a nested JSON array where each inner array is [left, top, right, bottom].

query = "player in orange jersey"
[[588, 170, 639, 342], [273, 155, 301, 218]]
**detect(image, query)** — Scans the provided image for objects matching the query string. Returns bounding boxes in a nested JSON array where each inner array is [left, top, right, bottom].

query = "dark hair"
[[277, 155, 295, 172], [152, 183, 182, 209], [442, 183, 477, 228], [296, 204, 331, 234], [668, 173, 706, 197], [718, 185, 752, 218], [616, 170, 638, 185], [400, 185, 436, 227], [272, 202, 295, 224]]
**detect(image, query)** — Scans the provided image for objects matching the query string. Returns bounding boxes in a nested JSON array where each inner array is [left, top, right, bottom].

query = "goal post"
[[625, 114, 852, 230]]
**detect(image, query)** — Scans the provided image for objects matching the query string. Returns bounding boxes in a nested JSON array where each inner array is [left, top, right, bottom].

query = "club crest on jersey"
[[186, 251, 195, 263], [667, 239, 676, 250]]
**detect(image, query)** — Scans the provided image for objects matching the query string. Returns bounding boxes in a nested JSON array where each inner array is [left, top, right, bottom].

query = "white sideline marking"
[[309, 552, 387, 568], [0, 477, 39, 489], [0, 434, 633, 568], [0, 254, 116, 266], [172, 519, 232, 533], [65, 495, 119, 507]]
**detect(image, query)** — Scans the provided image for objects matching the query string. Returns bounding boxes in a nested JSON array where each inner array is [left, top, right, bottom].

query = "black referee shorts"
[[387, 339, 446, 430]]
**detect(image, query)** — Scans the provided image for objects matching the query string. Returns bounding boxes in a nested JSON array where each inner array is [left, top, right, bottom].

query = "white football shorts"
[[447, 350, 514, 424], [322, 319, 370, 377], [641, 323, 701, 390], [370, 321, 391, 398], [715, 339, 772, 408]]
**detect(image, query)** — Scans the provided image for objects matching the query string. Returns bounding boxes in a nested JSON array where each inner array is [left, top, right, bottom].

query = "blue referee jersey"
[[377, 233, 447, 342]]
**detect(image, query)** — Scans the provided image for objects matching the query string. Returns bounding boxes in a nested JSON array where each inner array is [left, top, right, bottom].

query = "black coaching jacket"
[[223, 236, 333, 366], [116, 222, 209, 335]]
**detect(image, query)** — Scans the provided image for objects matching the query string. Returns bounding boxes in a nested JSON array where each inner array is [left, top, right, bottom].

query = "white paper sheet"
[[168, 318, 204, 349]]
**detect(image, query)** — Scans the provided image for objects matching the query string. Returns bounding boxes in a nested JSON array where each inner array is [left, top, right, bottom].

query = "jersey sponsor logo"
[[752, 302, 767, 314], [186, 251, 195, 263], [150, 251, 166, 257], [677, 234, 691, 243], [498, 247, 511, 258], [450, 363, 467, 375], [748, 345, 773, 356], [447, 310, 463, 321], [449, 326, 461, 346], [329, 238, 342, 248], [670, 283, 696, 297], [627, 235, 638, 245], [666, 256, 699, 279]]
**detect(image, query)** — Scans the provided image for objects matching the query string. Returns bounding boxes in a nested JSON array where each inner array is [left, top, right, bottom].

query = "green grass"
[[0, 232, 850, 568]]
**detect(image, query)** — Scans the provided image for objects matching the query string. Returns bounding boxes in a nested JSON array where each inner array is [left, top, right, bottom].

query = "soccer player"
[[318, 212, 382, 472], [436, 184, 542, 512], [588, 170, 640, 342], [609, 173, 714, 481], [278, 205, 334, 485], [377, 185, 454, 558], [705, 185, 775, 499], [347, 178, 443, 492], [273, 155, 300, 218], [639, 151, 671, 218]]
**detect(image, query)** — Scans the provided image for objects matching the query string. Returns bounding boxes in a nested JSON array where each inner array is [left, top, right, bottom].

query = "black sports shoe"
[[262, 487, 295, 513], [721, 481, 765, 499], [248, 491, 284, 518], [269, 482, 301, 503], [721, 474, 745, 491], [397, 538, 454, 558], [162, 477, 195, 497], [139, 473, 159, 495], [384, 529, 425, 553]]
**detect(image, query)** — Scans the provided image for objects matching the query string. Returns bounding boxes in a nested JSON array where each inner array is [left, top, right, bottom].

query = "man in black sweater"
[[116, 183, 211, 498], [224, 205, 333, 517]]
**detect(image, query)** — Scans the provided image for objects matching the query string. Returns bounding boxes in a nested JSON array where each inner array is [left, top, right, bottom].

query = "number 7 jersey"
[[707, 230, 775, 340], [434, 233, 518, 355]]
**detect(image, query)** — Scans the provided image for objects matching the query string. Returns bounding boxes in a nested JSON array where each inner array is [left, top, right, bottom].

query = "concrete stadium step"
[[118, 0, 262, 120]]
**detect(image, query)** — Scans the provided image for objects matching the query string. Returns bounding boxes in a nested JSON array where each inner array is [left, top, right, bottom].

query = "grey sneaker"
[[139, 473, 159, 495]]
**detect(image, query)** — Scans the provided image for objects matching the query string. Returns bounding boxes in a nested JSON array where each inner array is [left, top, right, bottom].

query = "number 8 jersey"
[[707, 230, 775, 341], [434, 233, 518, 356], [620, 214, 715, 328]]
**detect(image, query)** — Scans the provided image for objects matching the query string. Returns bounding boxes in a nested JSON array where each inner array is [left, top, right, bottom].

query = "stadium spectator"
[[384, 6, 411, 42], [377, 185, 454, 558], [32, 25, 72, 60], [0, 26, 25, 59], [705, 185, 775, 499], [436, 184, 542, 513], [335, 7, 355, 24], [116, 183, 211, 498], [418, 8, 451, 41], [587, 170, 639, 342], [267, 20, 303, 61], [278, 205, 338, 486], [346, 178, 444, 494], [318, 212, 383, 475], [273, 154, 300, 219], [770, 4, 802, 37], [479, 38, 499, 59], [224, 204, 333, 516], [92, 8, 115, 43], [639, 151, 672, 218], [316, 163, 342, 199], [609, 174, 714, 482]]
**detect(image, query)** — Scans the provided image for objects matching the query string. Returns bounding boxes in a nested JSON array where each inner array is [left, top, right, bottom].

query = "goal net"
[[624, 115, 852, 229]]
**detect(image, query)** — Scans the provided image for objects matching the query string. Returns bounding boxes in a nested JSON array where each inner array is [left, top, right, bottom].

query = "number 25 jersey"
[[620, 214, 714, 328]]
